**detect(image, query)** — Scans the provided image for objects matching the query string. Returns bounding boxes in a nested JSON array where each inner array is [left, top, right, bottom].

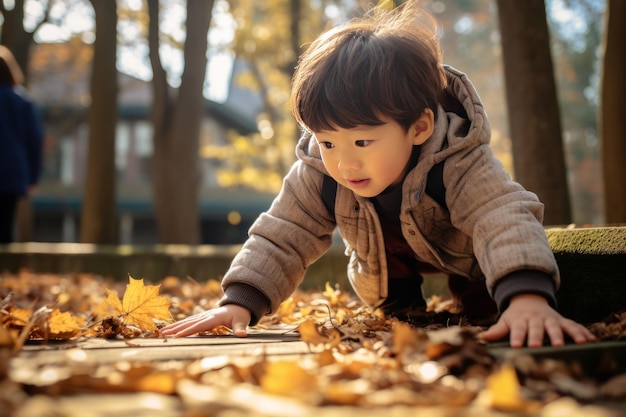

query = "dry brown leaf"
[[322, 282, 342, 306], [260, 360, 319, 402], [486, 364, 524, 410], [272, 296, 300, 323], [201, 279, 224, 297], [105, 275, 172, 331], [599, 374, 626, 399], [8, 308, 31, 328], [298, 318, 341, 347], [392, 321, 427, 357], [47, 309, 85, 338], [0, 324, 14, 348], [486, 364, 540, 412], [323, 379, 369, 405]]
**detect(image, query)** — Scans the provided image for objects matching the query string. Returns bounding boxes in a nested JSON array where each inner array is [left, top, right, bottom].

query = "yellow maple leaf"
[[93, 298, 115, 321], [47, 309, 85, 338], [106, 275, 173, 331]]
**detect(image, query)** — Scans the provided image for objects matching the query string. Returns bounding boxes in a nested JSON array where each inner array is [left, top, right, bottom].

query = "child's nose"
[[337, 152, 360, 171]]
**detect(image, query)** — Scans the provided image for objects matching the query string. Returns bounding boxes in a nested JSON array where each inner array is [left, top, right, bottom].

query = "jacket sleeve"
[[493, 270, 557, 311], [219, 161, 337, 315], [445, 141, 560, 295]]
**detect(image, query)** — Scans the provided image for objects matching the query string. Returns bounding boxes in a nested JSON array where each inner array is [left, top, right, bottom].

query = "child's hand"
[[160, 304, 251, 338], [479, 294, 596, 348]]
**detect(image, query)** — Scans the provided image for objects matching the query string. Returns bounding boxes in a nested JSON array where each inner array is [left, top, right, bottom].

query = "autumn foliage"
[[1, 270, 625, 416]]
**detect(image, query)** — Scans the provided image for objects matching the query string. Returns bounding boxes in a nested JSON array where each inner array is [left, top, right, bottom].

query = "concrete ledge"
[[546, 226, 626, 324], [0, 242, 349, 291], [0, 242, 238, 282], [0, 226, 624, 323]]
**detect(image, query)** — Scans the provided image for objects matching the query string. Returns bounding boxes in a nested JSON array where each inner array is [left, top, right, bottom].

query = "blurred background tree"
[[600, 0, 626, 224], [80, 0, 118, 244], [547, 0, 606, 224], [147, 0, 213, 244], [497, 0, 571, 225]]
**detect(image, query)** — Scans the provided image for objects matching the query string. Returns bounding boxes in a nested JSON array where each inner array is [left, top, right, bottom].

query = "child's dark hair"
[[292, 1, 445, 133]]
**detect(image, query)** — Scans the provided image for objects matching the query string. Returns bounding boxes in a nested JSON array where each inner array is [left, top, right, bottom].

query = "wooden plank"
[[17, 332, 311, 365]]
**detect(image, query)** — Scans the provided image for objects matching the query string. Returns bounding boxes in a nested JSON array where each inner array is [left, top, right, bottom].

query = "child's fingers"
[[478, 319, 509, 342], [172, 317, 216, 337], [232, 323, 248, 337], [161, 310, 223, 337], [230, 308, 251, 337], [562, 319, 597, 344], [543, 319, 565, 347]]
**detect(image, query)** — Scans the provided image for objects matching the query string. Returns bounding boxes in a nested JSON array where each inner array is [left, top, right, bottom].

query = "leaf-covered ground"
[[1, 269, 625, 417]]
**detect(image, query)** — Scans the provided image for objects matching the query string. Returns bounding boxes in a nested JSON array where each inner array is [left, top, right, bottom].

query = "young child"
[[162, 1, 595, 348]]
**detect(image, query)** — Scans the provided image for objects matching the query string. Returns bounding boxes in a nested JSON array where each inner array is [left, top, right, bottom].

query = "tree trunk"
[[496, 0, 571, 226], [600, 0, 626, 224], [80, 0, 118, 243], [149, 0, 213, 244], [289, 0, 301, 77]]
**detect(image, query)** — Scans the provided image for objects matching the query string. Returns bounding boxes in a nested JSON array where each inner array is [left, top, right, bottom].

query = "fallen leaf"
[[260, 360, 319, 402], [599, 374, 626, 398], [486, 365, 519, 408], [323, 282, 339, 305], [486, 364, 538, 412], [106, 275, 172, 331], [8, 308, 31, 328], [0, 324, 14, 348], [47, 309, 85, 338], [392, 321, 427, 358], [298, 318, 341, 347]]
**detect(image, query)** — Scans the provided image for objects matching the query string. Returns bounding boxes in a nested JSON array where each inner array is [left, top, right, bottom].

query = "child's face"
[[314, 113, 433, 198]]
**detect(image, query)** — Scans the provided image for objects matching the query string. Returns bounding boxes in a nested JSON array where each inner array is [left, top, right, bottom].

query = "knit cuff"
[[492, 270, 557, 312], [219, 283, 271, 326]]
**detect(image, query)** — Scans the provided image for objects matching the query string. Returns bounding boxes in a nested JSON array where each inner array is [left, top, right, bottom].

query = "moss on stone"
[[546, 226, 626, 255]]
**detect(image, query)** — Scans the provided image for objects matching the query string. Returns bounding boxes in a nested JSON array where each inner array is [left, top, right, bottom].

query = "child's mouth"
[[348, 179, 370, 188]]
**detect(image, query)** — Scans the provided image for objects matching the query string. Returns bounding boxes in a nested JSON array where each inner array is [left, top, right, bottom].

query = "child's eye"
[[355, 140, 372, 147], [320, 141, 334, 149]]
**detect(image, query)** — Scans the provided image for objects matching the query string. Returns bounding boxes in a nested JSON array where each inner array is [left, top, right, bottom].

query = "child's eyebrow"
[[351, 125, 381, 132]]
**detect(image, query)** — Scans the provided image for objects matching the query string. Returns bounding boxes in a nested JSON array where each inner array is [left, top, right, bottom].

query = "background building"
[[27, 42, 275, 244]]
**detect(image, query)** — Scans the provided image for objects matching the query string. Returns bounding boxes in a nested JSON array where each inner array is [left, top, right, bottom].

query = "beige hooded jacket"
[[220, 66, 560, 314]]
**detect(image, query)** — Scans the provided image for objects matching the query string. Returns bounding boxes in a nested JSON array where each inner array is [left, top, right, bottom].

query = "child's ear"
[[411, 109, 435, 145]]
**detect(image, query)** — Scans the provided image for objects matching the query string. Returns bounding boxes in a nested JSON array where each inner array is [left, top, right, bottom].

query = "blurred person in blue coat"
[[0, 45, 44, 244]]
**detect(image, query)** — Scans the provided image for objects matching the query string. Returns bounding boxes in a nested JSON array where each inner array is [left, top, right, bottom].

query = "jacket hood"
[[294, 65, 491, 177], [295, 127, 326, 174]]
